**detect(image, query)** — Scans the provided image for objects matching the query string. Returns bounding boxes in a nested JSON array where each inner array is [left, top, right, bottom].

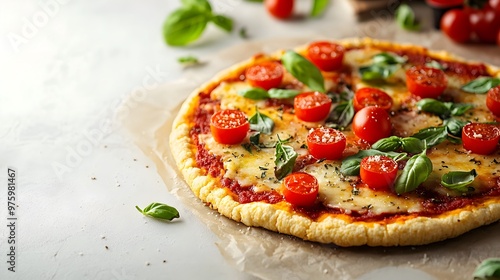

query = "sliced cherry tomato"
[[265, 0, 294, 19], [487, 85, 500, 117], [306, 41, 345, 72], [294, 91, 332, 122], [282, 172, 319, 207], [440, 9, 472, 43], [307, 127, 346, 160], [462, 122, 500, 155], [352, 106, 392, 144], [245, 61, 284, 90], [406, 65, 447, 99], [469, 6, 500, 44], [353, 87, 393, 112], [360, 155, 398, 191], [210, 109, 249, 145]]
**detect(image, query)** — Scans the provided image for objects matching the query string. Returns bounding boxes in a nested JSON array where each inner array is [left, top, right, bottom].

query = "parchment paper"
[[121, 36, 500, 280]]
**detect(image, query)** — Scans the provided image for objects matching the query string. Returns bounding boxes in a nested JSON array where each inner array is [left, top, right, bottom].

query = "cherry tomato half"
[[353, 87, 393, 112], [294, 91, 332, 122], [282, 172, 319, 207], [352, 106, 392, 144], [210, 109, 249, 145], [406, 66, 447, 99], [307, 127, 346, 160], [462, 122, 500, 155], [306, 41, 345, 72], [265, 0, 294, 19], [245, 61, 284, 90], [360, 155, 398, 191], [487, 85, 500, 117], [440, 9, 472, 43]]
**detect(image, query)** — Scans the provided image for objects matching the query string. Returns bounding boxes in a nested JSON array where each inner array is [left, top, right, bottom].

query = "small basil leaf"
[[328, 88, 354, 103], [473, 258, 500, 280], [359, 64, 399, 81], [249, 109, 275, 134], [400, 137, 425, 154], [211, 15, 233, 32], [281, 51, 325, 92], [136, 203, 180, 221], [441, 169, 477, 193], [371, 136, 402, 152], [412, 126, 448, 148], [425, 60, 445, 70], [238, 87, 270, 100], [274, 137, 298, 180], [181, 0, 212, 11], [326, 100, 354, 129], [163, 8, 211, 46], [178, 55, 200, 66], [372, 53, 407, 65], [450, 103, 474, 116], [394, 152, 433, 194], [268, 88, 301, 99], [444, 118, 467, 137], [311, 0, 330, 17], [461, 77, 500, 94], [395, 4, 420, 31], [249, 132, 261, 146], [417, 98, 451, 118]]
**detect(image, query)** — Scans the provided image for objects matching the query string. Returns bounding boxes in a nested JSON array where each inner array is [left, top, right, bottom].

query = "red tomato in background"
[[352, 106, 392, 144], [406, 66, 447, 99], [462, 122, 500, 155], [441, 9, 472, 43], [307, 127, 346, 160], [294, 91, 332, 122], [265, 0, 294, 19], [306, 41, 345, 72], [353, 87, 393, 112], [360, 155, 398, 191], [210, 109, 249, 145], [487, 85, 500, 117], [282, 172, 319, 207], [246, 61, 284, 90], [498, 29, 500, 46], [469, 6, 500, 43]]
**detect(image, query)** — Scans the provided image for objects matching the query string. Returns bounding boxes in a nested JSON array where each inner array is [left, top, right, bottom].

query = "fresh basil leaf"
[[425, 60, 445, 70], [311, 0, 330, 17], [268, 88, 301, 99], [461, 77, 500, 94], [274, 137, 298, 180], [238, 87, 270, 100], [441, 169, 477, 193], [328, 87, 354, 103], [401, 137, 425, 154], [249, 109, 275, 134], [394, 151, 433, 194], [395, 4, 420, 31], [163, 8, 211, 46], [372, 53, 407, 65], [211, 15, 233, 32], [326, 100, 354, 130], [444, 118, 467, 137], [371, 136, 402, 152], [178, 55, 201, 66], [417, 98, 451, 118], [359, 64, 399, 81], [249, 132, 261, 146], [474, 258, 500, 280], [340, 149, 407, 176], [450, 103, 473, 116], [281, 51, 325, 92], [181, 0, 212, 11], [136, 203, 180, 221], [412, 126, 448, 148]]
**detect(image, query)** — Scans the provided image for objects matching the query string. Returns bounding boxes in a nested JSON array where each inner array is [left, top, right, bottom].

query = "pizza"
[[169, 38, 500, 247]]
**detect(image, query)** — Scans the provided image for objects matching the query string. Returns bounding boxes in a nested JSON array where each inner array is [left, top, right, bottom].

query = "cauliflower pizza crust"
[[169, 38, 500, 247]]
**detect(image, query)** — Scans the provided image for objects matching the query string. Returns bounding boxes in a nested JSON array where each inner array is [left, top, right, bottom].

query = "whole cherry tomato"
[[469, 6, 500, 43], [306, 41, 345, 72], [246, 61, 284, 90], [487, 85, 500, 117], [360, 155, 398, 191], [210, 109, 249, 145], [282, 172, 319, 207], [462, 122, 500, 155], [441, 9, 472, 43], [265, 0, 294, 19], [352, 106, 392, 144], [498, 29, 500, 46], [307, 127, 346, 160], [294, 91, 332, 122], [353, 87, 393, 112], [406, 65, 447, 99]]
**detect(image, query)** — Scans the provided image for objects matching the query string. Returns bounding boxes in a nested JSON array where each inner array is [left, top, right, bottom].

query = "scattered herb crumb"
[[177, 55, 201, 67], [239, 27, 249, 39]]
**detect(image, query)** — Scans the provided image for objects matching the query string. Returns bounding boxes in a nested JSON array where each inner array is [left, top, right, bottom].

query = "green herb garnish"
[[136, 202, 180, 221]]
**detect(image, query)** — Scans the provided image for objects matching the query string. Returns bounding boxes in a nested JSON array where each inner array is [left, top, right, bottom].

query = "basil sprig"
[[473, 258, 500, 280], [311, 0, 330, 17], [274, 136, 298, 180], [340, 149, 408, 176], [281, 51, 325, 92], [441, 169, 477, 193], [461, 77, 500, 94], [163, 0, 233, 46], [136, 202, 180, 221], [238, 87, 301, 100], [394, 150, 433, 194], [326, 100, 355, 130], [412, 118, 466, 147], [359, 53, 407, 81], [249, 109, 274, 134], [395, 4, 420, 31], [416, 98, 473, 119], [371, 136, 425, 154]]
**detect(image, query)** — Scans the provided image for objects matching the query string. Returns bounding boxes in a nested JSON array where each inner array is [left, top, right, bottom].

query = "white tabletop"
[[1, 1, 499, 279]]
